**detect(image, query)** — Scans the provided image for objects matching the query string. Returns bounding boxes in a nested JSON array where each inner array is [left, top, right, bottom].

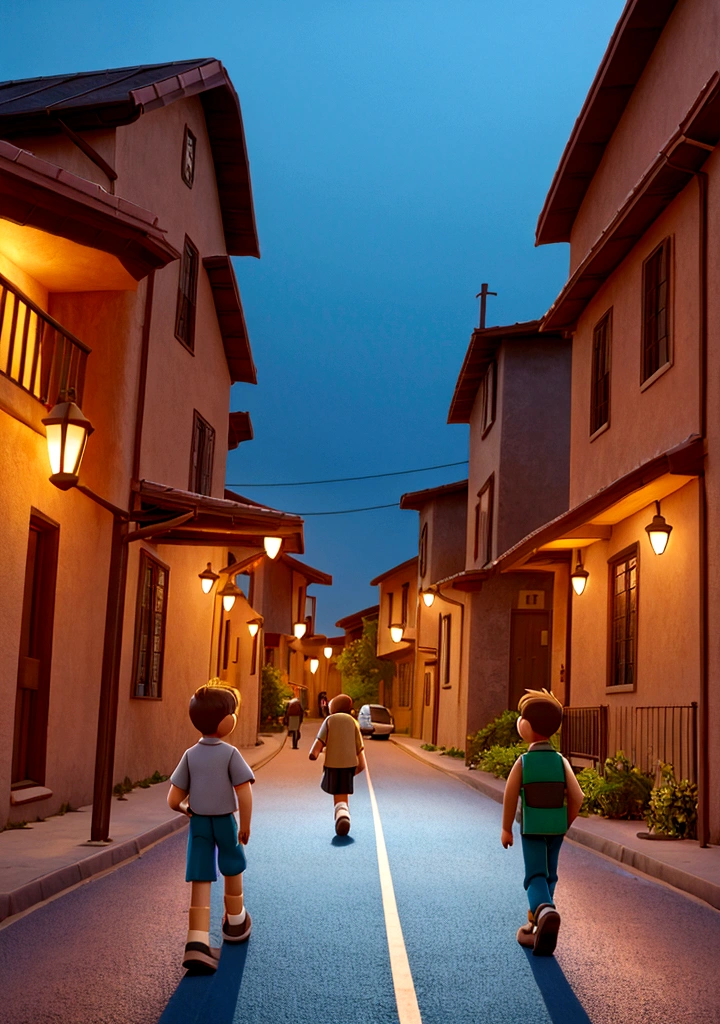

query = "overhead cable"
[[291, 502, 401, 516], [227, 459, 468, 488]]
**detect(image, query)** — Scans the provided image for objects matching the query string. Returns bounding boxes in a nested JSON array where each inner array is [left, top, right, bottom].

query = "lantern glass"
[[390, 624, 404, 643], [422, 591, 435, 607], [310, 658, 319, 674], [223, 594, 236, 612], [570, 563, 589, 596], [294, 621, 307, 640], [201, 577, 214, 594], [264, 536, 282, 559], [248, 622, 259, 637], [323, 646, 333, 659], [46, 423, 63, 475], [648, 529, 670, 555], [42, 398, 94, 489], [64, 423, 88, 475]]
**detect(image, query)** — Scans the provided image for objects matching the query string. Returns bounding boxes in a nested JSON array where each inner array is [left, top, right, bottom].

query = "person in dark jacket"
[[284, 697, 304, 749], [318, 691, 329, 718]]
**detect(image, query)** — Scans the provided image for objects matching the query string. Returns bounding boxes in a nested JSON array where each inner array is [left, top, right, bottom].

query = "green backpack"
[[520, 748, 568, 836]]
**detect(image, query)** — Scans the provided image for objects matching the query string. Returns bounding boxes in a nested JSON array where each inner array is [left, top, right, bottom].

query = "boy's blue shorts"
[[185, 812, 247, 882]]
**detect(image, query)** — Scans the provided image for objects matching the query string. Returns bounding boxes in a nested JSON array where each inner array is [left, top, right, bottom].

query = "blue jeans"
[[521, 833, 564, 914]]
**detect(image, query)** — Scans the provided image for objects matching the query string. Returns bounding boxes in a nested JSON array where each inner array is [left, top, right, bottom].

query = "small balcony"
[[0, 272, 90, 409]]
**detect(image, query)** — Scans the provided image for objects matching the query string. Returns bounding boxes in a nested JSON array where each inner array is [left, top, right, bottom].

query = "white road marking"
[[365, 764, 423, 1024]]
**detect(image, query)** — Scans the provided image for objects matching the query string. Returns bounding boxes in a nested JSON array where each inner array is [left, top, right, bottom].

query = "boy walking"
[[309, 693, 366, 835], [168, 681, 254, 973], [501, 688, 584, 956]]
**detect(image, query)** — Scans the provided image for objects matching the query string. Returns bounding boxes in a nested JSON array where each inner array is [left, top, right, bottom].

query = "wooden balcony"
[[0, 272, 90, 409]]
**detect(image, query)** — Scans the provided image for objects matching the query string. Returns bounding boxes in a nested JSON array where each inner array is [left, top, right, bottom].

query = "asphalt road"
[[1, 737, 719, 1024]]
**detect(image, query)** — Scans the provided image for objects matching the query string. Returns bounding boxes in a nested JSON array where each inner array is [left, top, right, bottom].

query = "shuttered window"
[[190, 411, 215, 496], [590, 311, 611, 435], [642, 240, 670, 382], [175, 236, 199, 351], [132, 552, 169, 699]]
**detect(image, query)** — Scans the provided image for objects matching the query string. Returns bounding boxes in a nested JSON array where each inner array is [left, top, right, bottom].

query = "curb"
[[390, 737, 720, 913], [0, 734, 288, 925]]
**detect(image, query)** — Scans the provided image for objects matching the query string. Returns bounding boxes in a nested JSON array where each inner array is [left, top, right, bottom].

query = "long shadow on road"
[[158, 944, 248, 1024], [523, 952, 593, 1024]]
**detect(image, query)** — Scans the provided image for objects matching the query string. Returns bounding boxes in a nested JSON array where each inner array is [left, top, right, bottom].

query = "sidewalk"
[[390, 734, 720, 913], [0, 731, 287, 925]]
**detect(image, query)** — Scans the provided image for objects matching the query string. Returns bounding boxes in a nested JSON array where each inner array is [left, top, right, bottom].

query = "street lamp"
[[198, 562, 219, 594], [570, 554, 589, 596], [42, 396, 94, 490], [645, 501, 673, 555], [247, 619, 261, 638], [264, 536, 282, 559], [323, 646, 333, 659], [390, 623, 404, 643], [219, 577, 242, 612], [421, 590, 436, 607], [293, 621, 307, 640], [310, 658, 319, 675]]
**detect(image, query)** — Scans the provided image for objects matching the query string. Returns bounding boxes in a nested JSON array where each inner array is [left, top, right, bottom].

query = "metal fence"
[[0, 272, 90, 409], [561, 703, 698, 782]]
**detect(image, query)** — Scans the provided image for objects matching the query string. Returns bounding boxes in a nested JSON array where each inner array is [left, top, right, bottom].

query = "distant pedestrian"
[[501, 688, 583, 956], [318, 691, 329, 718], [284, 697, 304, 749], [167, 681, 254, 973], [308, 693, 365, 835]]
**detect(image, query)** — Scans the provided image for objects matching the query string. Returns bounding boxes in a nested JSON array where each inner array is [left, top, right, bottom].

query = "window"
[[479, 361, 496, 436], [419, 522, 428, 579], [439, 614, 452, 688], [474, 474, 494, 566], [397, 661, 412, 707], [642, 239, 670, 382], [132, 552, 169, 698], [401, 583, 409, 627], [387, 592, 394, 627], [609, 547, 638, 689], [181, 126, 196, 188], [590, 310, 611, 435], [424, 670, 431, 706], [190, 411, 215, 495], [175, 236, 199, 351]]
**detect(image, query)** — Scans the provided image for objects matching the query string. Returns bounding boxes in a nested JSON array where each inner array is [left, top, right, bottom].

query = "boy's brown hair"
[[518, 688, 563, 738], [189, 681, 240, 735], [329, 693, 353, 715]]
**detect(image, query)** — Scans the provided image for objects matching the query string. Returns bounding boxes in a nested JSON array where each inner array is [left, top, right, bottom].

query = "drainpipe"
[[696, 169, 709, 848]]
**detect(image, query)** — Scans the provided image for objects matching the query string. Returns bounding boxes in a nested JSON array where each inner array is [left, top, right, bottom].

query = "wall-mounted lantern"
[[219, 577, 242, 612], [264, 536, 282, 559], [293, 621, 307, 640], [323, 646, 333, 659], [310, 658, 319, 675], [247, 618, 262, 638], [570, 553, 589, 596], [421, 590, 436, 607], [645, 501, 673, 555], [198, 562, 219, 594], [42, 396, 94, 490], [390, 623, 404, 643]]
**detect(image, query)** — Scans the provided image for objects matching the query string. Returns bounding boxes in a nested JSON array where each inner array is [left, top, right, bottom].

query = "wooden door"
[[509, 609, 550, 711], [12, 515, 59, 787]]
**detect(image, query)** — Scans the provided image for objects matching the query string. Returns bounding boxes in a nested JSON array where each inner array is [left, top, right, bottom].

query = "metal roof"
[[204, 256, 256, 385], [0, 59, 259, 258], [400, 479, 468, 511], [227, 411, 254, 450], [370, 556, 418, 587], [536, 0, 678, 246]]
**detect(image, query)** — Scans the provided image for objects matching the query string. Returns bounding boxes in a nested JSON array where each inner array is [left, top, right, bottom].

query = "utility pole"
[[475, 282, 497, 329]]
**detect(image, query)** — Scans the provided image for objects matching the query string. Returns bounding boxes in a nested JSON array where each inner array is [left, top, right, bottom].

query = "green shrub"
[[421, 743, 438, 752], [466, 710, 520, 767], [261, 664, 292, 721], [440, 746, 466, 759], [645, 763, 698, 838], [577, 752, 653, 819], [476, 742, 527, 779]]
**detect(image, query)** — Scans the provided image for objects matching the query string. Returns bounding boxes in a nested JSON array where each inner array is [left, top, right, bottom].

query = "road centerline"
[[365, 763, 423, 1024]]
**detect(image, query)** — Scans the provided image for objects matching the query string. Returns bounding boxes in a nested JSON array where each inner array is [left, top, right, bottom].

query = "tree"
[[335, 618, 394, 710], [261, 664, 292, 721]]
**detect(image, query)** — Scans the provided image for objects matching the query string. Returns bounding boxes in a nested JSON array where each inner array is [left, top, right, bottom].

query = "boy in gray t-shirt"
[[168, 682, 254, 973]]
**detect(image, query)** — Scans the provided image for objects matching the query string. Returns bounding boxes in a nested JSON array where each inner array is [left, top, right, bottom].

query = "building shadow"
[[523, 951, 593, 1024], [331, 835, 355, 847], [158, 943, 248, 1024]]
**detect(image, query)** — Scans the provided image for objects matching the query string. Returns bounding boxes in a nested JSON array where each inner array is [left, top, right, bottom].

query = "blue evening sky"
[[2, 1, 625, 634]]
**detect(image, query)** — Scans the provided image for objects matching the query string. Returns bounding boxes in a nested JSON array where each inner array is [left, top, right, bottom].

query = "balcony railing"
[[0, 272, 90, 409], [561, 703, 698, 783]]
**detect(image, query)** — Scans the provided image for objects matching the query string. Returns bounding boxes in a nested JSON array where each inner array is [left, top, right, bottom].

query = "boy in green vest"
[[501, 688, 584, 956]]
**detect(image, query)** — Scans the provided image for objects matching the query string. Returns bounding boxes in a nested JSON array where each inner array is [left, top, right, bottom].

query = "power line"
[[227, 459, 468, 488], [291, 502, 401, 516]]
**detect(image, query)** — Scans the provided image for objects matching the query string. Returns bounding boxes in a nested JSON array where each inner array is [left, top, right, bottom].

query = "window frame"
[[474, 474, 494, 567], [175, 235, 199, 352], [480, 361, 497, 438], [189, 410, 215, 496], [401, 582, 409, 627], [419, 522, 428, 579], [131, 550, 170, 700], [590, 309, 612, 439], [181, 125, 197, 188], [439, 613, 452, 688], [606, 543, 639, 693], [641, 238, 672, 386]]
